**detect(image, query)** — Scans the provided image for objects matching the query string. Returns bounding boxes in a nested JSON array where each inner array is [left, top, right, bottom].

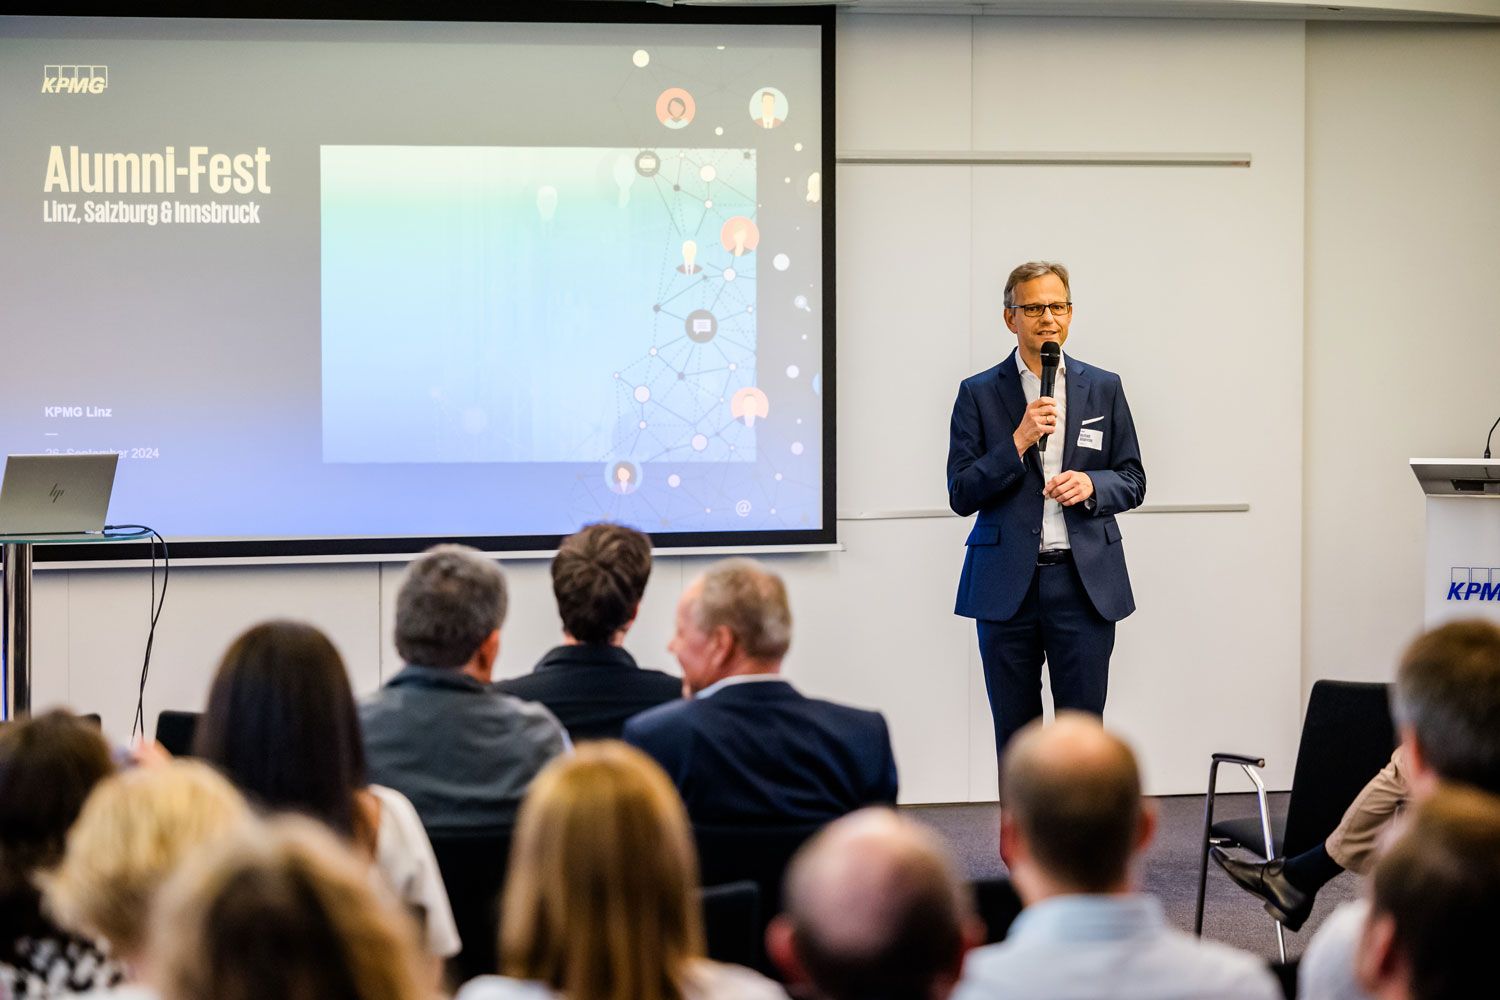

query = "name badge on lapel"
[[1077, 427, 1103, 450]]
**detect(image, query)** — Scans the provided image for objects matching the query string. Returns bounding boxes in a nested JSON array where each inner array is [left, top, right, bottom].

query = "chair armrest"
[[1211, 753, 1266, 768]]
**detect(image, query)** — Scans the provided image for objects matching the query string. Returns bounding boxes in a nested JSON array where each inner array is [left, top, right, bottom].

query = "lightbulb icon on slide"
[[678, 240, 699, 275]]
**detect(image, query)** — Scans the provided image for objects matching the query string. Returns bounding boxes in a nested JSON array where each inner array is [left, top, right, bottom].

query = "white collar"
[[695, 672, 789, 699]]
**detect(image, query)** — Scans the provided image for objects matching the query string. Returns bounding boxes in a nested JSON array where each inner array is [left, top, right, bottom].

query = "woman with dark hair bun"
[[194, 619, 459, 964], [0, 710, 120, 997]]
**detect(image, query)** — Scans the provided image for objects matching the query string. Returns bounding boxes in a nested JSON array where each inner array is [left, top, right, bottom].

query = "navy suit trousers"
[[977, 557, 1114, 771]]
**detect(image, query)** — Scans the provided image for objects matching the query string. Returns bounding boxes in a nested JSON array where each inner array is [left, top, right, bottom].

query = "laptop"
[[0, 453, 119, 536]]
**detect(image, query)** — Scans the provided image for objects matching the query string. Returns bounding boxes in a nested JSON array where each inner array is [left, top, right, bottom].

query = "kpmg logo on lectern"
[[1448, 567, 1500, 602]]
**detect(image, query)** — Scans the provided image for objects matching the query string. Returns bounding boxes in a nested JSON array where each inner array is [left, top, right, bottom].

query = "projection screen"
[[0, 6, 835, 560]]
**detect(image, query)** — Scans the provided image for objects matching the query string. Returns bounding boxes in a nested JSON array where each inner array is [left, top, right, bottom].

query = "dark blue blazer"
[[622, 679, 898, 826], [947, 350, 1146, 623]]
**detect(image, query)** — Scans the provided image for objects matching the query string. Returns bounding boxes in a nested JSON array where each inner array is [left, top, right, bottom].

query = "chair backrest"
[[699, 880, 760, 970], [155, 710, 200, 756], [1282, 680, 1397, 857], [695, 822, 823, 974], [428, 827, 513, 987], [971, 876, 1022, 944]]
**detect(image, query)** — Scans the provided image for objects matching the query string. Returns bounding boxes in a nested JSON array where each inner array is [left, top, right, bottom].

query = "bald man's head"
[[1001, 714, 1146, 893], [772, 809, 975, 1000]]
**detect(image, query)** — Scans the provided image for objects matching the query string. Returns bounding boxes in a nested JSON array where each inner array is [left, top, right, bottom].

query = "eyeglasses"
[[1011, 302, 1073, 318]]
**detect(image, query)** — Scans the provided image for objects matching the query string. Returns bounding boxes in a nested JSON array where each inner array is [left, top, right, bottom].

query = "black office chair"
[[972, 876, 1023, 943], [428, 827, 513, 987], [699, 880, 760, 969], [154, 709, 200, 756], [695, 822, 824, 973], [1194, 680, 1396, 960]]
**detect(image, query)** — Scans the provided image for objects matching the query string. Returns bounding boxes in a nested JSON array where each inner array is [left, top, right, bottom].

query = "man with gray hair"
[[361, 544, 568, 833], [623, 558, 897, 825], [955, 714, 1279, 1000], [768, 808, 982, 1000], [1296, 618, 1500, 1000], [947, 261, 1146, 773]]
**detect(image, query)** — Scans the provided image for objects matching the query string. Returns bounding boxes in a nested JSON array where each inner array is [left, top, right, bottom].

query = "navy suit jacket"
[[622, 679, 898, 826], [947, 350, 1146, 623]]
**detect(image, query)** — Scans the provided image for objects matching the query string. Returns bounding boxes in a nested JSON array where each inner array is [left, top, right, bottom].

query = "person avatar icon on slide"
[[606, 459, 643, 495], [656, 88, 695, 130], [749, 87, 787, 129]]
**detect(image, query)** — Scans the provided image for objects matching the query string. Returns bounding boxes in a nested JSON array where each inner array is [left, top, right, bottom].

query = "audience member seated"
[[147, 816, 430, 1000], [624, 558, 898, 826], [494, 522, 681, 741], [43, 760, 251, 998], [0, 711, 121, 998], [456, 741, 786, 1000], [362, 544, 570, 833], [955, 714, 1280, 1000], [1350, 786, 1500, 1000], [1214, 746, 1406, 932], [195, 619, 459, 960], [767, 808, 982, 1000], [1298, 619, 1500, 1000]]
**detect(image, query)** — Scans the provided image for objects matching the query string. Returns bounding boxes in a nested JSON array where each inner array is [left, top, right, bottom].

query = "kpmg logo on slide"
[[41, 65, 108, 95], [1448, 567, 1500, 602]]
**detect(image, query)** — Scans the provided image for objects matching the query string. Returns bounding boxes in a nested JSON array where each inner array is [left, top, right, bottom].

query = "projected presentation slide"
[[0, 12, 829, 554]]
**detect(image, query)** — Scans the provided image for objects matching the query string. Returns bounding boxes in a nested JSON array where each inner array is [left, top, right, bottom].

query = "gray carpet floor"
[[905, 793, 1359, 961]]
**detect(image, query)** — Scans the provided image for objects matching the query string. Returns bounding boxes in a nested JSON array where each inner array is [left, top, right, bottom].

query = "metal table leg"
[[2, 542, 33, 720]]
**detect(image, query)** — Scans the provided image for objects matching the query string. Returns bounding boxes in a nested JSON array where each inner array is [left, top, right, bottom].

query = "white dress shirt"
[[1016, 349, 1069, 551]]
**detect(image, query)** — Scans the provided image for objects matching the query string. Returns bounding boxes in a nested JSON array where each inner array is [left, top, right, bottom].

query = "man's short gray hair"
[[1004, 261, 1070, 308], [693, 558, 792, 662], [394, 545, 508, 668]]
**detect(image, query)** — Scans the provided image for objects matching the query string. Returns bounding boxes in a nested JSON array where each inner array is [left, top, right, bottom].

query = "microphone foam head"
[[1040, 342, 1061, 366]]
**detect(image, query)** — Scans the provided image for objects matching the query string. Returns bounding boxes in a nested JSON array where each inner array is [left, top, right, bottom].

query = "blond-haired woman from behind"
[[457, 741, 785, 1000], [42, 759, 252, 998], [147, 816, 429, 1000]]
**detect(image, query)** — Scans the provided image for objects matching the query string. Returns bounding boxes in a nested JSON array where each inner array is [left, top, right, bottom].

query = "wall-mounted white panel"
[[837, 164, 976, 515], [1303, 23, 1500, 692], [837, 15, 973, 150], [967, 165, 1303, 510], [43, 565, 381, 746], [970, 18, 1305, 153]]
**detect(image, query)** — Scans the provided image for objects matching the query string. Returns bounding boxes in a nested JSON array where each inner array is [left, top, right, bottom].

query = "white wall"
[[1302, 22, 1500, 693], [30, 15, 1496, 804]]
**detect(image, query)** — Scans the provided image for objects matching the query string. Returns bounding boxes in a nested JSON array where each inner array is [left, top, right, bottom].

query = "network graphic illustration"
[[569, 48, 821, 532]]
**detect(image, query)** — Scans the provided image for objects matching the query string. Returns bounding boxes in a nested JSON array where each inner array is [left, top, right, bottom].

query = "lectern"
[[1411, 459, 1500, 628]]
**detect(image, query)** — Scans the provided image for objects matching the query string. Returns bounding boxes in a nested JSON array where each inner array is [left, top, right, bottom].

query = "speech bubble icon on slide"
[[685, 309, 717, 343], [720, 216, 760, 257], [731, 387, 770, 427]]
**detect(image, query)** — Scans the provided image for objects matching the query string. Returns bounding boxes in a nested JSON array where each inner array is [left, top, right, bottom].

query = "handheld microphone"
[[1038, 342, 1061, 453]]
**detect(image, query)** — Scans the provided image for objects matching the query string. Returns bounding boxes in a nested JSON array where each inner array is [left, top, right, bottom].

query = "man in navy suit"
[[947, 261, 1146, 767], [624, 558, 898, 825]]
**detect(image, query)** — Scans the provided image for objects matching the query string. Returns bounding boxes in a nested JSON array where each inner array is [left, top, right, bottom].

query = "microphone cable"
[[103, 525, 168, 741], [1485, 416, 1499, 460]]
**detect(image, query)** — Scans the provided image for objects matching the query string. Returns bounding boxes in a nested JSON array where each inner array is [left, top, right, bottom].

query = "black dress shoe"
[[1210, 847, 1314, 932]]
